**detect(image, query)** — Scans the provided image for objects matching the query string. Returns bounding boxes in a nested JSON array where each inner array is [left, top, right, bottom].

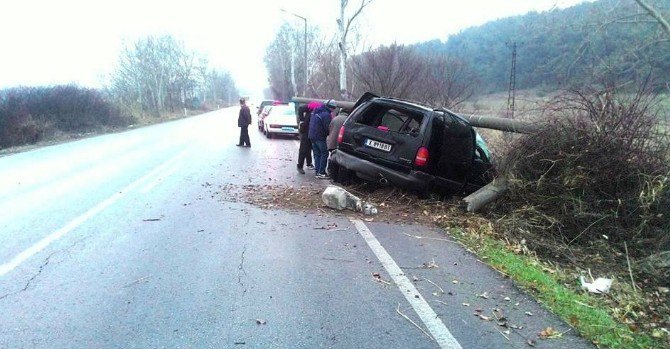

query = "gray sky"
[[0, 0, 587, 97]]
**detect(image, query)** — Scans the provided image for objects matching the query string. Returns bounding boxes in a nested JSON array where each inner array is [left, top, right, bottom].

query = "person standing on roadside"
[[309, 99, 336, 179], [326, 110, 349, 177], [296, 101, 320, 174], [236, 98, 251, 147]]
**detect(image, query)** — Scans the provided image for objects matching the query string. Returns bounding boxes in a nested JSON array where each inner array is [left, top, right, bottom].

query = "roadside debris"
[[122, 275, 151, 288], [425, 278, 444, 295], [322, 185, 377, 215], [372, 272, 392, 286], [422, 258, 439, 269], [255, 319, 267, 325], [579, 275, 613, 294], [396, 303, 434, 341], [539, 327, 570, 339]]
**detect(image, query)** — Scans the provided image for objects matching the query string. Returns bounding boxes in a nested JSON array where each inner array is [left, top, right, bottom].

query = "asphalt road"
[[0, 107, 594, 348]]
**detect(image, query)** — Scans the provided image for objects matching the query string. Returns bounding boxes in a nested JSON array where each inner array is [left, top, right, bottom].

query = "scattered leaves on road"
[[539, 327, 562, 339]]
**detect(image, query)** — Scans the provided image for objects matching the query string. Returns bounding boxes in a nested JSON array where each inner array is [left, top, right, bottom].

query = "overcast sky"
[[0, 0, 588, 98]]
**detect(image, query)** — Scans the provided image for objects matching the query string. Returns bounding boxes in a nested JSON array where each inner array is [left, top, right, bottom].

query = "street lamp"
[[281, 9, 307, 97]]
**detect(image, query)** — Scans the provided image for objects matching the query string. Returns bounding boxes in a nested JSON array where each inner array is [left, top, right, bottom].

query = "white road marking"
[[350, 219, 462, 349], [0, 148, 191, 277]]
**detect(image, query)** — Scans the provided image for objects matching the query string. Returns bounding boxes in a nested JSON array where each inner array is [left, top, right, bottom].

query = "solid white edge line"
[[0, 148, 191, 277], [350, 219, 463, 349]]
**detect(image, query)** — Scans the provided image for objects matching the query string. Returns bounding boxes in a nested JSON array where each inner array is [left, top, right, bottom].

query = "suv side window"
[[355, 104, 423, 136]]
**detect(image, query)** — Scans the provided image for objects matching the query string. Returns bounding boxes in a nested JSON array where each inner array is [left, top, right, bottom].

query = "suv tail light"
[[337, 126, 345, 144], [414, 147, 429, 166]]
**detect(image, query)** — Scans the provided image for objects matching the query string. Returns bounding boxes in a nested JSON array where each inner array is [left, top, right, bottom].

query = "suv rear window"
[[355, 104, 423, 135]]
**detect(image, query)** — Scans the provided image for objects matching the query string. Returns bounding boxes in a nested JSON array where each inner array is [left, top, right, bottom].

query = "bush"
[[0, 85, 134, 148], [493, 82, 670, 261]]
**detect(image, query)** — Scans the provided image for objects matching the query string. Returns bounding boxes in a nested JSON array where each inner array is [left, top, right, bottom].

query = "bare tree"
[[109, 35, 233, 115], [350, 43, 422, 99], [265, 23, 321, 100], [264, 24, 294, 101], [308, 39, 342, 98], [337, 0, 373, 99], [203, 69, 238, 106], [415, 54, 479, 109]]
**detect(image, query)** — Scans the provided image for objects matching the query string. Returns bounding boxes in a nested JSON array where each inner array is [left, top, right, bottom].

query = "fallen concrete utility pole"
[[462, 178, 509, 213], [291, 97, 541, 134]]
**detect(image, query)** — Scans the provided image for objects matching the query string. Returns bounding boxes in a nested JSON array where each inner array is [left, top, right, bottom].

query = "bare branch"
[[634, 0, 670, 38]]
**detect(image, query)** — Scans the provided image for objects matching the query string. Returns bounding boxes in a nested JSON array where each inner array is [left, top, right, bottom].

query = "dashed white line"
[[0, 148, 191, 277], [350, 219, 463, 349]]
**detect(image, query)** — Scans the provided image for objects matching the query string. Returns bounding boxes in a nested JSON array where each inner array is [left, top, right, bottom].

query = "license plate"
[[364, 139, 392, 152], [282, 127, 294, 131]]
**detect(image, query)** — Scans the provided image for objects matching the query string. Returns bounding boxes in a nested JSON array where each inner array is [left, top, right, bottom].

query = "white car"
[[263, 104, 299, 138]]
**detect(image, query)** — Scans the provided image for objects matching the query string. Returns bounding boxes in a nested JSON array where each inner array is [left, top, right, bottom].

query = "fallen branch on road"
[[122, 276, 151, 288], [396, 303, 434, 341]]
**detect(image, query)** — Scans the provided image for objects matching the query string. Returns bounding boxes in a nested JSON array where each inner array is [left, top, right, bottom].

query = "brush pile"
[[492, 83, 670, 280]]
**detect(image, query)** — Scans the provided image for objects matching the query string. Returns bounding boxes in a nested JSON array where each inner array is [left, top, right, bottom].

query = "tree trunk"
[[290, 49, 298, 97]]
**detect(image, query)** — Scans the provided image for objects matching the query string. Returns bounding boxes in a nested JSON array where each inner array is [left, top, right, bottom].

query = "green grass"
[[449, 228, 664, 349]]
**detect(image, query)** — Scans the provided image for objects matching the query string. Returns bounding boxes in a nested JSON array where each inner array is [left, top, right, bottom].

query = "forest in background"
[[265, 0, 670, 106], [414, 0, 670, 93]]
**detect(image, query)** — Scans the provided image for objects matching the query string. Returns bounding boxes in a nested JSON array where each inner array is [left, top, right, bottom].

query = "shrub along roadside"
[[448, 226, 663, 349], [475, 81, 669, 347], [0, 85, 134, 149], [492, 82, 670, 279]]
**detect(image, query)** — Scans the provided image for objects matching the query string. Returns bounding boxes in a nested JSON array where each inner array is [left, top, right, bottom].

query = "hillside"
[[414, 0, 670, 93]]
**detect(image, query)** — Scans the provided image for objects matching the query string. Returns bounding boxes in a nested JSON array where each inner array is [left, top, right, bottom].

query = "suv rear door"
[[341, 100, 427, 173]]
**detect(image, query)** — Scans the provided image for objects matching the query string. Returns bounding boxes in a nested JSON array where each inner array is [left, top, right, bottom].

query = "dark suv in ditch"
[[331, 93, 493, 195]]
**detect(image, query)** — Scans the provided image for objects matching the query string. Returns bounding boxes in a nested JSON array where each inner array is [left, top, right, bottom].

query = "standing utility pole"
[[281, 9, 308, 97], [507, 42, 517, 119], [337, 0, 373, 100]]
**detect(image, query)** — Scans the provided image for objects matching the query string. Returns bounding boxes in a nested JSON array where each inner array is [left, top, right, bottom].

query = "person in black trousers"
[[296, 102, 317, 174], [237, 98, 251, 147]]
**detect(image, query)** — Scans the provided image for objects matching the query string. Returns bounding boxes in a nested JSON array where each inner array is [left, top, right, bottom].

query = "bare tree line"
[[265, 26, 478, 109], [108, 35, 238, 117], [265, 0, 670, 110]]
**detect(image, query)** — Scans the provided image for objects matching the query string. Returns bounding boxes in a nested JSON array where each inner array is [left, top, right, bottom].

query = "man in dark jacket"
[[296, 102, 318, 174], [326, 110, 348, 177], [237, 98, 251, 147], [309, 99, 336, 178]]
